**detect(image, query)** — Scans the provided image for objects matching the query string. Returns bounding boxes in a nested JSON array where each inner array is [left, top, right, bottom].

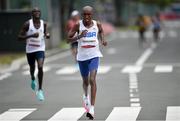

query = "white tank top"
[[77, 20, 103, 61], [26, 19, 45, 53]]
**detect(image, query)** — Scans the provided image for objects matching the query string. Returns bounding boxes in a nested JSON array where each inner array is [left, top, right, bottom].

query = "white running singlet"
[[26, 19, 45, 53], [77, 20, 103, 61]]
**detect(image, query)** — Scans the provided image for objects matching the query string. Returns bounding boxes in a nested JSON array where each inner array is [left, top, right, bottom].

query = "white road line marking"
[[129, 85, 138, 89], [129, 73, 140, 106], [130, 89, 133, 93], [130, 93, 139, 98], [129, 74, 138, 82], [122, 65, 142, 73], [21, 51, 71, 70], [126, 43, 157, 108], [23, 66, 50, 75], [131, 103, 141, 107], [136, 48, 153, 66], [98, 66, 111, 74], [105, 107, 141, 121], [0, 73, 12, 80], [136, 42, 157, 66], [48, 108, 85, 121], [38, 65, 111, 75], [154, 65, 173, 73], [0, 57, 26, 74], [0, 108, 36, 121], [166, 106, 180, 121], [129, 82, 138, 86], [130, 93, 134, 97], [45, 51, 71, 63], [56, 66, 78, 75], [106, 48, 116, 54], [130, 98, 140, 102], [126, 38, 158, 108], [129, 89, 139, 93]]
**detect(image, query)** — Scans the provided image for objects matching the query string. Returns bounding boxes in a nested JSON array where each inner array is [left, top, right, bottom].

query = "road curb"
[[0, 48, 68, 74], [0, 57, 26, 73]]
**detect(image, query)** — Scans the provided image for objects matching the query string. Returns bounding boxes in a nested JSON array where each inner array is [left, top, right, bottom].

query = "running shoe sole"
[[36, 90, 45, 101], [86, 112, 94, 120]]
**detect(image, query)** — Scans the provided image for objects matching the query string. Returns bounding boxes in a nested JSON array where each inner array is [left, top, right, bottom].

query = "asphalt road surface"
[[0, 21, 180, 121]]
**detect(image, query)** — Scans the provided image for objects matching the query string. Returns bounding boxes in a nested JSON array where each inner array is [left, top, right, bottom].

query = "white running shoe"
[[86, 106, 94, 120], [36, 89, 45, 101], [83, 94, 91, 112]]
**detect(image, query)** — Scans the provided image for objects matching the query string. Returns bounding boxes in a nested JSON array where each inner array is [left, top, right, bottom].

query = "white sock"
[[91, 105, 94, 110], [83, 94, 89, 98]]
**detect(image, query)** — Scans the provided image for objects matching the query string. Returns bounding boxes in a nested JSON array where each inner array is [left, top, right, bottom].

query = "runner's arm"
[[18, 21, 39, 41], [44, 22, 50, 39], [97, 21, 107, 46], [67, 23, 87, 43]]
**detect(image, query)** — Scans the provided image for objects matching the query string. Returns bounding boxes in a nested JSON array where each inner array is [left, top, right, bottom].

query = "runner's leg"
[[89, 70, 97, 106], [27, 53, 36, 80], [37, 58, 44, 90]]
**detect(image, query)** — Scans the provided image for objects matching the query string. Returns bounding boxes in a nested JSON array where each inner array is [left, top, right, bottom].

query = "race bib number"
[[28, 38, 41, 46], [80, 39, 97, 47]]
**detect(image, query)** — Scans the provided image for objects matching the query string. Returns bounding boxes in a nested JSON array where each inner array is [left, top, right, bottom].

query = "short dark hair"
[[32, 7, 40, 13]]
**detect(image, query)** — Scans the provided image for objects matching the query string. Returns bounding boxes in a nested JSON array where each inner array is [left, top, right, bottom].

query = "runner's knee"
[[83, 80, 89, 87], [90, 78, 96, 86], [38, 67, 43, 73], [30, 64, 35, 70], [38, 62, 43, 68]]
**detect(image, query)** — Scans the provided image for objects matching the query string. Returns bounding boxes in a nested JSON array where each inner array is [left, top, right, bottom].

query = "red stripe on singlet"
[[81, 45, 96, 48], [29, 44, 40, 47]]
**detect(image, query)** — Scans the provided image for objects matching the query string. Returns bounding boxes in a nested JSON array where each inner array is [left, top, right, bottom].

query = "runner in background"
[[136, 14, 148, 47], [66, 10, 80, 66], [151, 12, 162, 42], [18, 7, 50, 101]]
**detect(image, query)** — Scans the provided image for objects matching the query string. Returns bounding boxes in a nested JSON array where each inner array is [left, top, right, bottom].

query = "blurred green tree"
[[138, 0, 175, 9], [114, 0, 124, 26], [59, 0, 75, 40]]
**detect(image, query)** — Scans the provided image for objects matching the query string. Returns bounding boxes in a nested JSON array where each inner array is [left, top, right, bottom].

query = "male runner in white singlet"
[[68, 6, 107, 120], [18, 7, 50, 101]]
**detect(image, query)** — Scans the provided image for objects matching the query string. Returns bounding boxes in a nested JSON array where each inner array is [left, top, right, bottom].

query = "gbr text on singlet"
[[83, 32, 96, 37]]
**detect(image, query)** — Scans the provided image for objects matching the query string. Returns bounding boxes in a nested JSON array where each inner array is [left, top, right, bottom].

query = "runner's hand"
[[79, 30, 88, 38], [101, 40, 107, 46], [31, 32, 39, 38], [45, 33, 50, 39]]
